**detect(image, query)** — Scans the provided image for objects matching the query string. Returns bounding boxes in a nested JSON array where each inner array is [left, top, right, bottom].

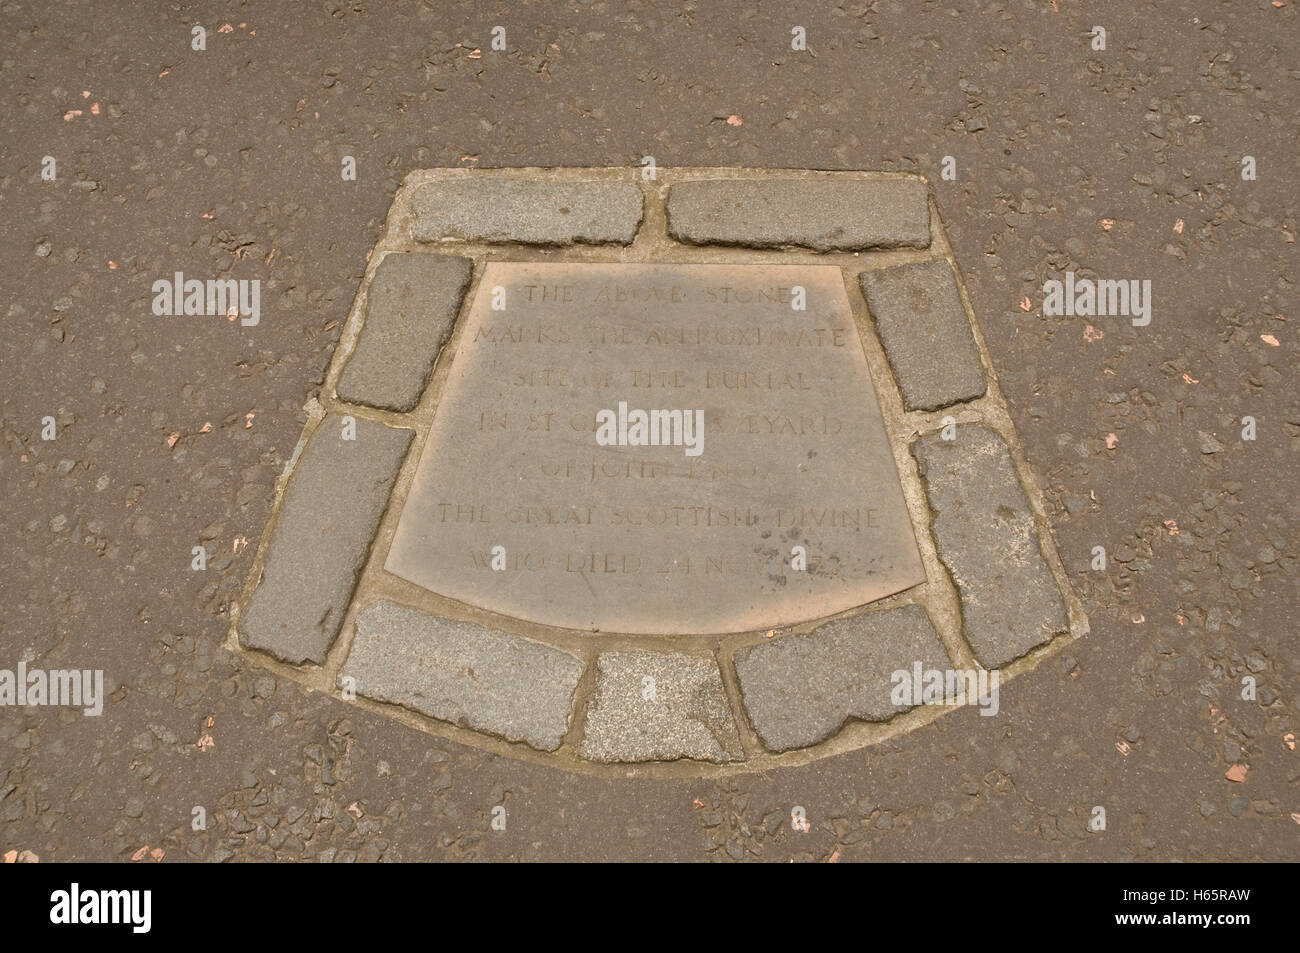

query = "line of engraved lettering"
[[464, 550, 851, 577], [516, 459, 773, 481], [434, 503, 877, 531]]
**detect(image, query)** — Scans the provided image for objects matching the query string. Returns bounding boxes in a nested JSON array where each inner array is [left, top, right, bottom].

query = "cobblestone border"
[[226, 167, 1089, 778]]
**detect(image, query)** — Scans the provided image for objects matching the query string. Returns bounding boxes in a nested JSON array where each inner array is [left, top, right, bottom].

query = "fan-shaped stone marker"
[[385, 262, 925, 634]]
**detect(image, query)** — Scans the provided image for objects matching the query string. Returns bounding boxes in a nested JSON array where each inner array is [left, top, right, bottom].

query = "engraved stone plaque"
[[385, 262, 924, 634]]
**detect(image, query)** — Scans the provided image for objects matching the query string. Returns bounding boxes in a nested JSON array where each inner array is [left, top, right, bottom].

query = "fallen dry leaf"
[[1019, 296, 1032, 312], [2, 850, 15, 863], [1084, 325, 1104, 342], [1105, 433, 1118, 449], [166, 432, 179, 447], [1224, 764, 1248, 783], [62, 110, 82, 121], [131, 846, 149, 862], [1115, 740, 1131, 756], [150, 848, 164, 861], [725, 114, 743, 126], [1260, 334, 1280, 347], [1173, 219, 1184, 234], [1181, 372, 1199, 384], [1284, 733, 1295, 751], [347, 802, 364, 819], [1100, 218, 1114, 231]]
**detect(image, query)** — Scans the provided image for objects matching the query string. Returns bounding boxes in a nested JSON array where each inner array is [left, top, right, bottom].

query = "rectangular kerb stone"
[[580, 652, 743, 763], [342, 601, 584, 752], [734, 605, 951, 752], [666, 178, 931, 251], [411, 179, 643, 245], [912, 426, 1068, 668], [336, 252, 472, 412], [860, 259, 987, 411], [239, 414, 412, 665]]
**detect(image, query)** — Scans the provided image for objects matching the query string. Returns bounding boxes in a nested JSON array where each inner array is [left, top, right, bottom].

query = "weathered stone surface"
[[411, 179, 642, 245], [580, 652, 742, 763], [666, 178, 930, 251], [240, 416, 412, 665], [912, 427, 1068, 667], [734, 604, 950, 752], [342, 601, 583, 751], [336, 253, 473, 412], [384, 261, 924, 634], [859, 259, 986, 411]]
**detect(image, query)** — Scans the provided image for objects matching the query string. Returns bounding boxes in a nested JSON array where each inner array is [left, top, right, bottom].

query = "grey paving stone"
[[342, 601, 583, 752], [580, 652, 743, 763], [912, 427, 1068, 668], [411, 179, 642, 245], [239, 415, 412, 665], [336, 253, 472, 412], [666, 178, 930, 251], [734, 605, 951, 752], [860, 259, 987, 411]]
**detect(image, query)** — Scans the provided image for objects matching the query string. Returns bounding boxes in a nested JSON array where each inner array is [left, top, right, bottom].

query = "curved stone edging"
[[226, 167, 1089, 776]]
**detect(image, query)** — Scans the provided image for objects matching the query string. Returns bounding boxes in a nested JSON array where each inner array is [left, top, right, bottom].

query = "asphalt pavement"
[[1, 0, 1296, 862]]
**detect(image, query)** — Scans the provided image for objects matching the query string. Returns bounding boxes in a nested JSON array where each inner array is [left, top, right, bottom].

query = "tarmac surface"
[[2, 0, 1297, 861]]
